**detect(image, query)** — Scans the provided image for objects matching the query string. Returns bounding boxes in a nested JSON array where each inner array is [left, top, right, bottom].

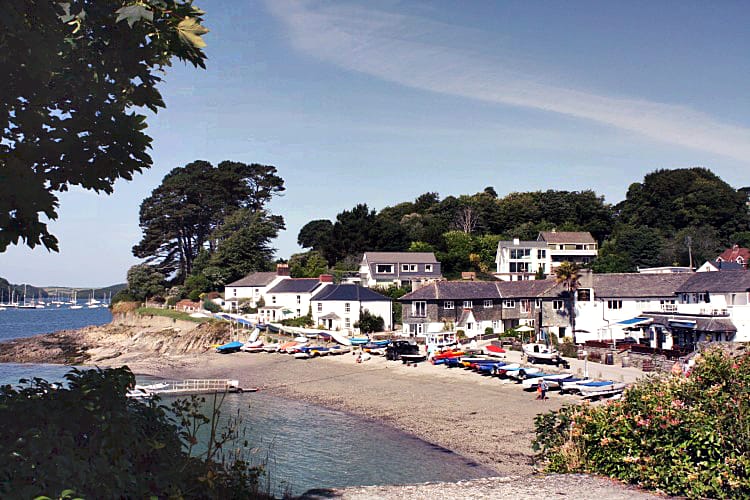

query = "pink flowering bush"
[[533, 347, 750, 498]]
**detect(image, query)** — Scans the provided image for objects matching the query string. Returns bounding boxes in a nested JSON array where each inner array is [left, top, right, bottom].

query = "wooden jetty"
[[128, 379, 255, 398]]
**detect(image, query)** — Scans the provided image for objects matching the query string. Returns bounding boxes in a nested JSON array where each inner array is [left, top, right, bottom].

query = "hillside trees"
[[1, 0, 208, 252], [133, 160, 285, 289]]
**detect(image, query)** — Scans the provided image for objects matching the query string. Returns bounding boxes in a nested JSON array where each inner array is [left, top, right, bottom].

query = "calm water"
[[0, 306, 496, 495]]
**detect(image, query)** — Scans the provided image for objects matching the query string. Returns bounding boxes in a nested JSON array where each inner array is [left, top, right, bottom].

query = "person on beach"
[[536, 383, 543, 400], [540, 379, 549, 400]]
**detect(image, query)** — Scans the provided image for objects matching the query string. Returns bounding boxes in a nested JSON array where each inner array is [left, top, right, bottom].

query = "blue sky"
[[2, 0, 749, 287]]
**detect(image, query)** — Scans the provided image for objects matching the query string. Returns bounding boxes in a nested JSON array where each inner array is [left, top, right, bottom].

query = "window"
[[607, 300, 623, 310], [317, 302, 322, 313], [296, 295, 301, 304], [345, 302, 351, 313], [503, 299, 515, 308], [535, 299, 542, 308], [345, 318, 350, 328], [413, 301, 426, 317], [463, 300, 473, 309], [401, 264, 417, 272], [559, 326, 566, 339], [296, 309, 301, 316], [577, 289, 591, 301], [520, 299, 530, 313], [537, 249, 546, 259], [232, 289, 237, 297], [443, 300, 454, 310], [376, 264, 394, 274], [272, 296, 276, 304], [553, 300, 564, 310], [509, 262, 530, 272], [483, 300, 493, 308], [510, 248, 531, 259], [425, 264, 433, 272]]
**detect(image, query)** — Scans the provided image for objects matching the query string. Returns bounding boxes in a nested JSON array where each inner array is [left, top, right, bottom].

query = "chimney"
[[513, 237, 520, 245], [319, 274, 334, 283], [276, 263, 290, 276]]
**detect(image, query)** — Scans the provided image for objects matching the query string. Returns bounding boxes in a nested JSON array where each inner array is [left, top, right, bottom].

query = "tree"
[[207, 210, 285, 285], [355, 309, 385, 333], [289, 251, 329, 278], [133, 161, 284, 281], [126, 264, 166, 302], [297, 219, 333, 255], [554, 261, 580, 344], [1, 1, 208, 252]]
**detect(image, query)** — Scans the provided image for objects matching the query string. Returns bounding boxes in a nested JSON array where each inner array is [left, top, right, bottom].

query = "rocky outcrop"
[[0, 313, 232, 365]]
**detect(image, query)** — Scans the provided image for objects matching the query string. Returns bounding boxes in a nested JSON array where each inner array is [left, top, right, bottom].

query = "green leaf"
[[115, 5, 154, 28], [177, 17, 209, 48]]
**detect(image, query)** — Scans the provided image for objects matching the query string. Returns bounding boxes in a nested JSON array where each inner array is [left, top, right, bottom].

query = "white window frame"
[[345, 302, 351, 313], [345, 318, 351, 328], [463, 300, 473, 309], [503, 299, 515, 308], [376, 264, 394, 274], [317, 302, 322, 313], [483, 300, 493, 308], [413, 301, 427, 317], [443, 300, 454, 310], [520, 299, 531, 313], [425, 264, 433, 272], [553, 299, 564, 310], [535, 298, 542, 308], [607, 300, 623, 310], [272, 296, 276, 304], [296, 295, 301, 304]]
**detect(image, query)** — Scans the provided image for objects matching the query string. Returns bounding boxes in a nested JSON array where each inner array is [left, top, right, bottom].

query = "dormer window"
[[376, 264, 394, 274], [463, 300, 473, 309], [401, 264, 417, 272], [425, 264, 433, 272]]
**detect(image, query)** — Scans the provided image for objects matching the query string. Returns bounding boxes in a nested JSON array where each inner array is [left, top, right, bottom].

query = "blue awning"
[[616, 317, 652, 326]]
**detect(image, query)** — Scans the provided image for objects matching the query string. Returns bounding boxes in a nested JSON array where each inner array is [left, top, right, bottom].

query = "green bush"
[[354, 310, 385, 333], [559, 337, 578, 358], [533, 347, 750, 498], [203, 299, 221, 313], [0, 367, 268, 499]]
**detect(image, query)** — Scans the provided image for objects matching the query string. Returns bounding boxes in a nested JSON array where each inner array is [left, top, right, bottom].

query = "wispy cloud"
[[265, 0, 750, 162]]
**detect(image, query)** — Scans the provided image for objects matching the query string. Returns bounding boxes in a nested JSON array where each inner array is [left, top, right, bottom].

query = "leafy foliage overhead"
[[0, 0, 208, 252]]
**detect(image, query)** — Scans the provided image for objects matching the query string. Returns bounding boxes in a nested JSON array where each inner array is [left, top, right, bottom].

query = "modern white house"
[[538, 231, 598, 270], [495, 231, 598, 281], [359, 252, 442, 289], [258, 275, 330, 323], [310, 284, 392, 333], [494, 238, 549, 281], [223, 264, 289, 310]]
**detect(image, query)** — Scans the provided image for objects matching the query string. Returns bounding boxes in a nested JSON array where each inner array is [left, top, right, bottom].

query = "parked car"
[[386, 340, 420, 360]]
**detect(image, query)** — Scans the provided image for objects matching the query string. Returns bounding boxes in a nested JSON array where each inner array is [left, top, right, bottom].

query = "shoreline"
[[0, 322, 661, 498]]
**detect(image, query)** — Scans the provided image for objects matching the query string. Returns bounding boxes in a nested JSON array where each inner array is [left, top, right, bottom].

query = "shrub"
[[111, 301, 139, 314], [203, 299, 221, 313], [456, 329, 466, 339], [534, 347, 750, 498], [0, 367, 267, 499], [354, 310, 385, 333], [559, 337, 578, 358], [111, 289, 137, 305]]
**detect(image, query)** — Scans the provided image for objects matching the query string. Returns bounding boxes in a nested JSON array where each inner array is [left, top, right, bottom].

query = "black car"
[[385, 340, 420, 360]]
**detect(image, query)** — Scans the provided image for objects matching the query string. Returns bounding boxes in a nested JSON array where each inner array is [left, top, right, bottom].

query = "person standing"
[[540, 379, 549, 400]]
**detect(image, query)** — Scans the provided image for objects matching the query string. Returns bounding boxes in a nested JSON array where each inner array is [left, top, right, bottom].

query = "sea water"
[[0, 307, 495, 496]]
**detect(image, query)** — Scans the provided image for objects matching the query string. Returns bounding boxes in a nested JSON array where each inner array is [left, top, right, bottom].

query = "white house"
[[573, 272, 691, 347], [223, 264, 289, 310], [495, 238, 549, 281], [538, 231, 598, 270], [311, 284, 392, 333], [258, 275, 330, 323]]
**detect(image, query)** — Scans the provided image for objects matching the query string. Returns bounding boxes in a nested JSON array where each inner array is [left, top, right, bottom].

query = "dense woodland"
[[121, 166, 749, 303]]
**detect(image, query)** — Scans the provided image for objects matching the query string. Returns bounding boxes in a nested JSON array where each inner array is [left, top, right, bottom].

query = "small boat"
[[240, 339, 263, 352], [308, 346, 330, 357], [521, 373, 570, 390], [278, 341, 299, 353], [558, 377, 594, 394], [506, 366, 541, 380], [475, 362, 508, 374], [483, 345, 506, 358], [262, 342, 281, 353], [328, 345, 351, 355], [216, 341, 243, 354], [492, 363, 520, 376], [327, 330, 352, 346], [522, 343, 567, 367], [433, 350, 464, 360], [349, 337, 370, 346], [294, 349, 311, 359], [579, 381, 627, 398]]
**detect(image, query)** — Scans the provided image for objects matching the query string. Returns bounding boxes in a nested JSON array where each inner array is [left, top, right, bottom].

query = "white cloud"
[[265, 0, 750, 162]]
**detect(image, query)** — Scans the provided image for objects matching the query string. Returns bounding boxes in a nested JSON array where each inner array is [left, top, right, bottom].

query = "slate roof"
[[496, 279, 563, 298], [267, 278, 322, 294], [227, 271, 277, 287], [497, 240, 547, 249], [400, 281, 502, 301], [714, 261, 745, 271], [591, 273, 692, 298], [457, 307, 504, 324], [647, 314, 737, 333], [311, 284, 390, 302], [538, 231, 596, 244], [677, 271, 750, 293], [364, 252, 438, 264]]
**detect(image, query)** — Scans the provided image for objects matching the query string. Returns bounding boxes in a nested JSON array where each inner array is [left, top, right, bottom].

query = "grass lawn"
[[136, 307, 212, 323]]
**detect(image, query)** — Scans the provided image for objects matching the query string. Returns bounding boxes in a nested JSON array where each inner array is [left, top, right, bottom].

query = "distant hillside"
[[44, 283, 127, 297], [0, 277, 49, 301]]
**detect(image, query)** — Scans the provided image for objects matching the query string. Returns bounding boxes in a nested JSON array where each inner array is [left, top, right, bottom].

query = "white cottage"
[[311, 284, 392, 333]]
